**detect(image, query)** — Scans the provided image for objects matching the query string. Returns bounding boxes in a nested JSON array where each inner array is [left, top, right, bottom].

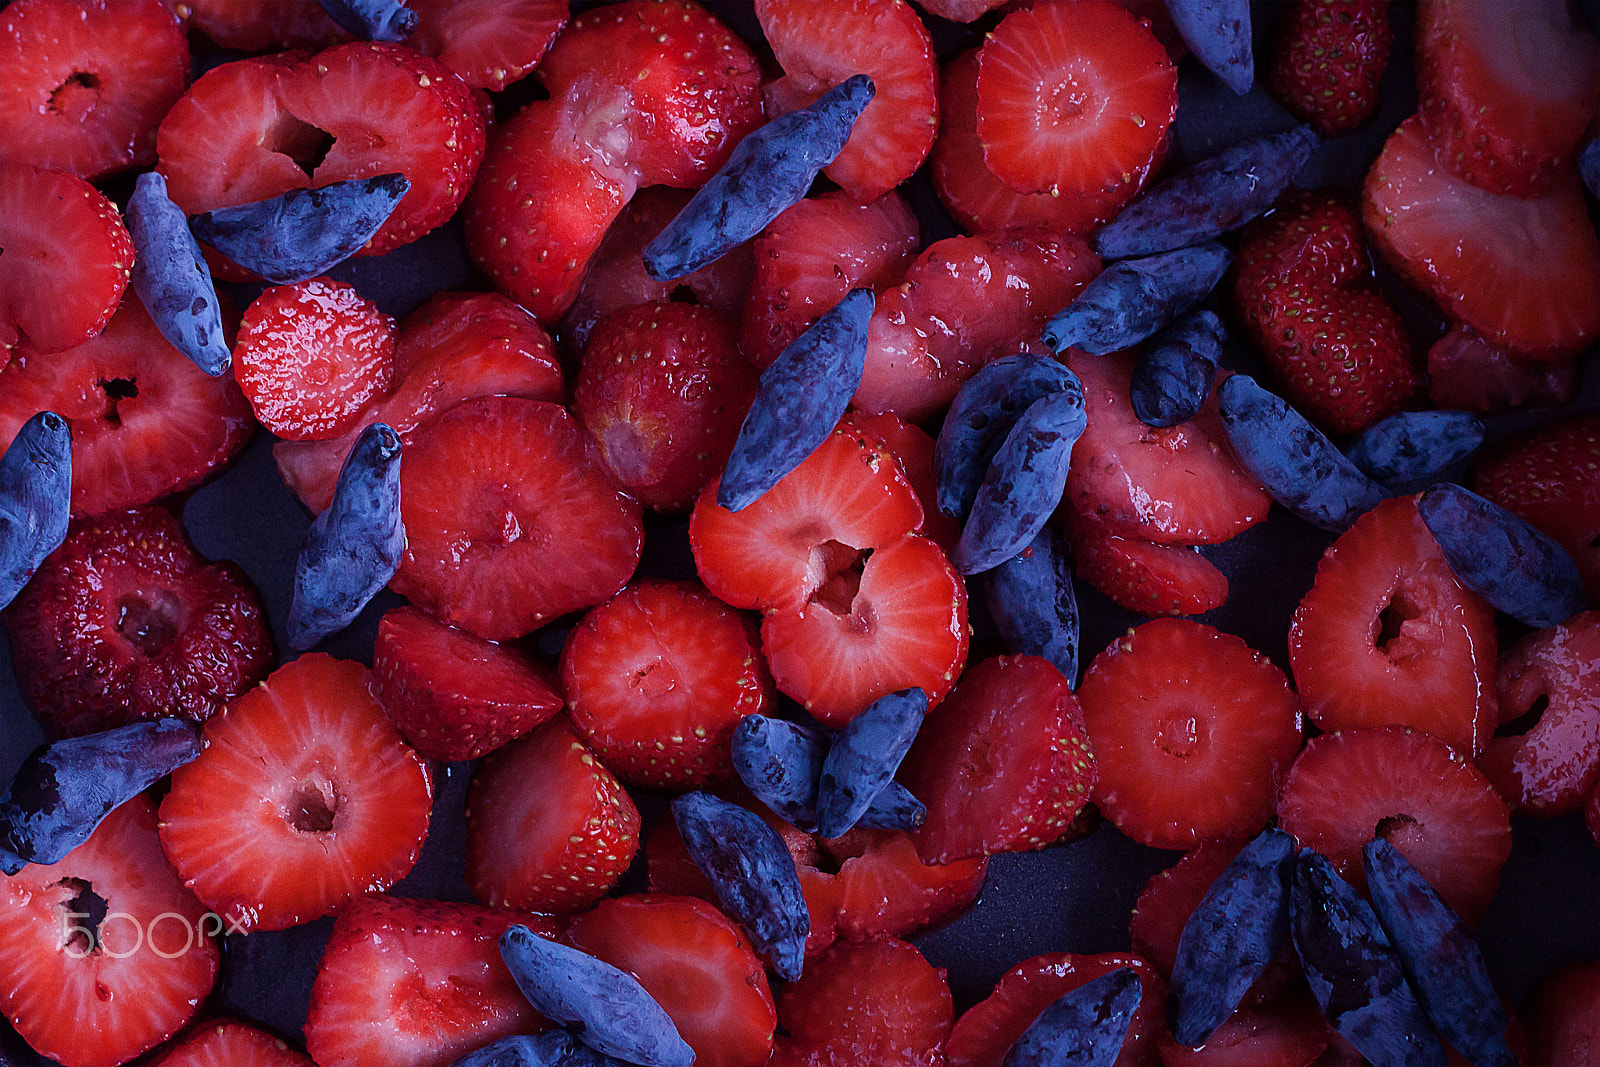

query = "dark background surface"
[[3, 1, 1600, 1062]]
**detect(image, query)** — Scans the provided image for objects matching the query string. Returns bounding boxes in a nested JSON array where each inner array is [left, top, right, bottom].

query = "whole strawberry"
[[1266, 0, 1392, 137]]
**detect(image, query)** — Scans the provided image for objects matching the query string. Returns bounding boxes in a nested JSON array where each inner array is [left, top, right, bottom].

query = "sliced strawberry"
[[1265, 0, 1393, 138], [0, 297, 255, 516], [1062, 507, 1229, 617], [840, 410, 962, 554], [1066, 353, 1271, 546], [0, 798, 219, 1067], [901, 654, 1096, 864], [393, 396, 643, 641], [741, 190, 919, 371], [407, 0, 567, 91], [1363, 114, 1600, 358], [1288, 494, 1498, 758], [1526, 962, 1600, 1067], [916, 0, 1005, 23], [1589, 777, 1600, 851], [0, 162, 131, 354], [1426, 323, 1576, 414], [178, 0, 342, 51], [564, 895, 777, 1067], [154, 1019, 312, 1067], [304, 894, 558, 1067], [0, 0, 188, 179], [1275, 726, 1512, 924], [1155, 995, 1331, 1067], [822, 828, 988, 942], [372, 605, 563, 762], [975, 1, 1176, 197], [465, 715, 641, 914]]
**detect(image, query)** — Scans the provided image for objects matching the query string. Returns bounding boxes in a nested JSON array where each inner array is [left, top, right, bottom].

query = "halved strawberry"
[[465, 715, 641, 914], [839, 410, 962, 554], [178, 0, 342, 51], [1154, 995, 1331, 1067], [304, 894, 558, 1067], [1288, 495, 1497, 758], [155, 1019, 312, 1067], [158, 654, 433, 932], [1426, 323, 1576, 414], [0, 162, 131, 354], [1275, 726, 1512, 924], [393, 396, 643, 642], [1062, 506, 1230, 617], [1526, 961, 1600, 1067], [0, 297, 255, 516], [0, 0, 188, 179], [564, 895, 777, 1067], [1363, 114, 1600, 358], [754, 0, 938, 201], [0, 798, 219, 1067], [407, 0, 567, 91], [822, 828, 988, 942], [975, 1, 1177, 197], [900, 654, 1096, 864]]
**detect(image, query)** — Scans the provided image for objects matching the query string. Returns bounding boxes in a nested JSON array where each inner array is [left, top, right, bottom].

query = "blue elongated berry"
[[1417, 483, 1587, 628], [287, 422, 405, 650], [856, 781, 926, 832], [935, 355, 1080, 520], [127, 171, 230, 377], [953, 386, 1087, 576], [643, 76, 875, 281], [731, 715, 827, 830], [719, 288, 874, 511], [672, 791, 810, 981], [1001, 967, 1142, 1067], [1344, 411, 1485, 494], [1130, 311, 1225, 428], [1362, 839, 1516, 1067], [816, 688, 927, 839], [189, 174, 411, 285], [1164, 0, 1253, 95], [1168, 827, 1296, 1046], [1580, 137, 1600, 199], [1218, 375, 1387, 533], [0, 719, 202, 874], [315, 0, 417, 40], [1290, 852, 1447, 1067], [447, 1031, 576, 1067], [499, 925, 694, 1067], [1094, 127, 1317, 259], [981, 524, 1079, 682], [0, 411, 71, 613], [1042, 244, 1232, 356]]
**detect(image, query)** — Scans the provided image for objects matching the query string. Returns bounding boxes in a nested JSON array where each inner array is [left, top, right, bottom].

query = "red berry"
[[179, 0, 341, 51], [1265, 0, 1393, 137], [822, 828, 988, 943], [1154, 995, 1331, 1067], [406, 0, 568, 91], [154, 1019, 313, 1067], [839, 410, 963, 555], [1062, 507, 1230, 618], [1426, 323, 1576, 414], [1526, 961, 1600, 1067]]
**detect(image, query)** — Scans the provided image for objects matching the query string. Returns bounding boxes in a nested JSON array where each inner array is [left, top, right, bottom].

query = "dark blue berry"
[[1042, 244, 1232, 356], [643, 76, 875, 281], [980, 524, 1079, 682], [447, 1031, 576, 1067], [1344, 411, 1485, 494], [0, 411, 72, 613], [314, 0, 417, 40], [1000, 967, 1142, 1067], [731, 715, 827, 831], [855, 781, 927, 832], [816, 688, 927, 839], [1164, 0, 1254, 96], [1130, 311, 1225, 428], [127, 171, 230, 377]]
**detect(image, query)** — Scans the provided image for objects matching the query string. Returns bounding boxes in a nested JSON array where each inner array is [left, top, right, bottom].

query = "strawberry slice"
[[1526, 962, 1600, 1067], [822, 828, 988, 942], [465, 715, 641, 914], [154, 1019, 313, 1067], [564, 895, 777, 1067], [754, 0, 938, 201], [1288, 495, 1497, 758], [1154, 995, 1331, 1067], [0, 297, 254, 517], [0, 162, 131, 354], [179, 0, 342, 51], [1426, 323, 1576, 414], [1363, 114, 1600, 358], [158, 655, 434, 932], [0, 798, 219, 1067], [407, 0, 568, 90], [1062, 507, 1230, 617], [839, 410, 962, 554], [304, 894, 558, 1067], [1275, 726, 1512, 924], [975, 1, 1177, 197]]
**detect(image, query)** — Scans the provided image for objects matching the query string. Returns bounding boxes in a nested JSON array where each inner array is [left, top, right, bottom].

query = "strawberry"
[[1363, 114, 1600, 358], [1062, 506, 1230, 617], [157, 655, 433, 932], [741, 190, 919, 371], [561, 580, 772, 790], [1231, 190, 1419, 435], [915, 0, 1005, 23], [1471, 413, 1600, 602], [1078, 619, 1304, 849], [0, 162, 131, 354], [900, 654, 1096, 864], [274, 290, 564, 514], [1288, 495, 1497, 757], [154, 1019, 312, 1067], [1416, 0, 1600, 197], [974, 1, 1177, 197], [0, 798, 219, 1067], [1589, 778, 1600, 852], [0, 0, 188, 179], [1526, 961, 1600, 1067], [392, 396, 643, 642], [178, 0, 342, 51], [1154, 995, 1332, 1067], [4, 506, 272, 739], [1265, 0, 1393, 137], [768, 937, 952, 1067], [234, 278, 396, 442], [1275, 726, 1512, 924], [839, 410, 962, 555], [1065, 352, 1271, 546], [564, 894, 777, 1067], [821, 828, 988, 942], [1426, 323, 1576, 413], [372, 605, 564, 762], [574, 302, 759, 511], [0, 297, 255, 517], [754, 0, 938, 201], [465, 715, 641, 914], [304, 894, 559, 1067], [407, 0, 567, 91]]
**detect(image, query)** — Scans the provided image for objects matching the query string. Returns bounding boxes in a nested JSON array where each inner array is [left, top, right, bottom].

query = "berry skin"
[[153, 1019, 313, 1067], [3, 506, 272, 739], [406, 0, 567, 91], [235, 278, 396, 441], [1266, 0, 1393, 137], [1061, 507, 1230, 618], [1426, 323, 1576, 414]]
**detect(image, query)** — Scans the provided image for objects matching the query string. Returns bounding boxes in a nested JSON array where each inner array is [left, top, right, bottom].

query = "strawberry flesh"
[[1426, 323, 1576, 413], [406, 0, 567, 91], [154, 1019, 313, 1067], [1062, 507, 1230, 617]]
